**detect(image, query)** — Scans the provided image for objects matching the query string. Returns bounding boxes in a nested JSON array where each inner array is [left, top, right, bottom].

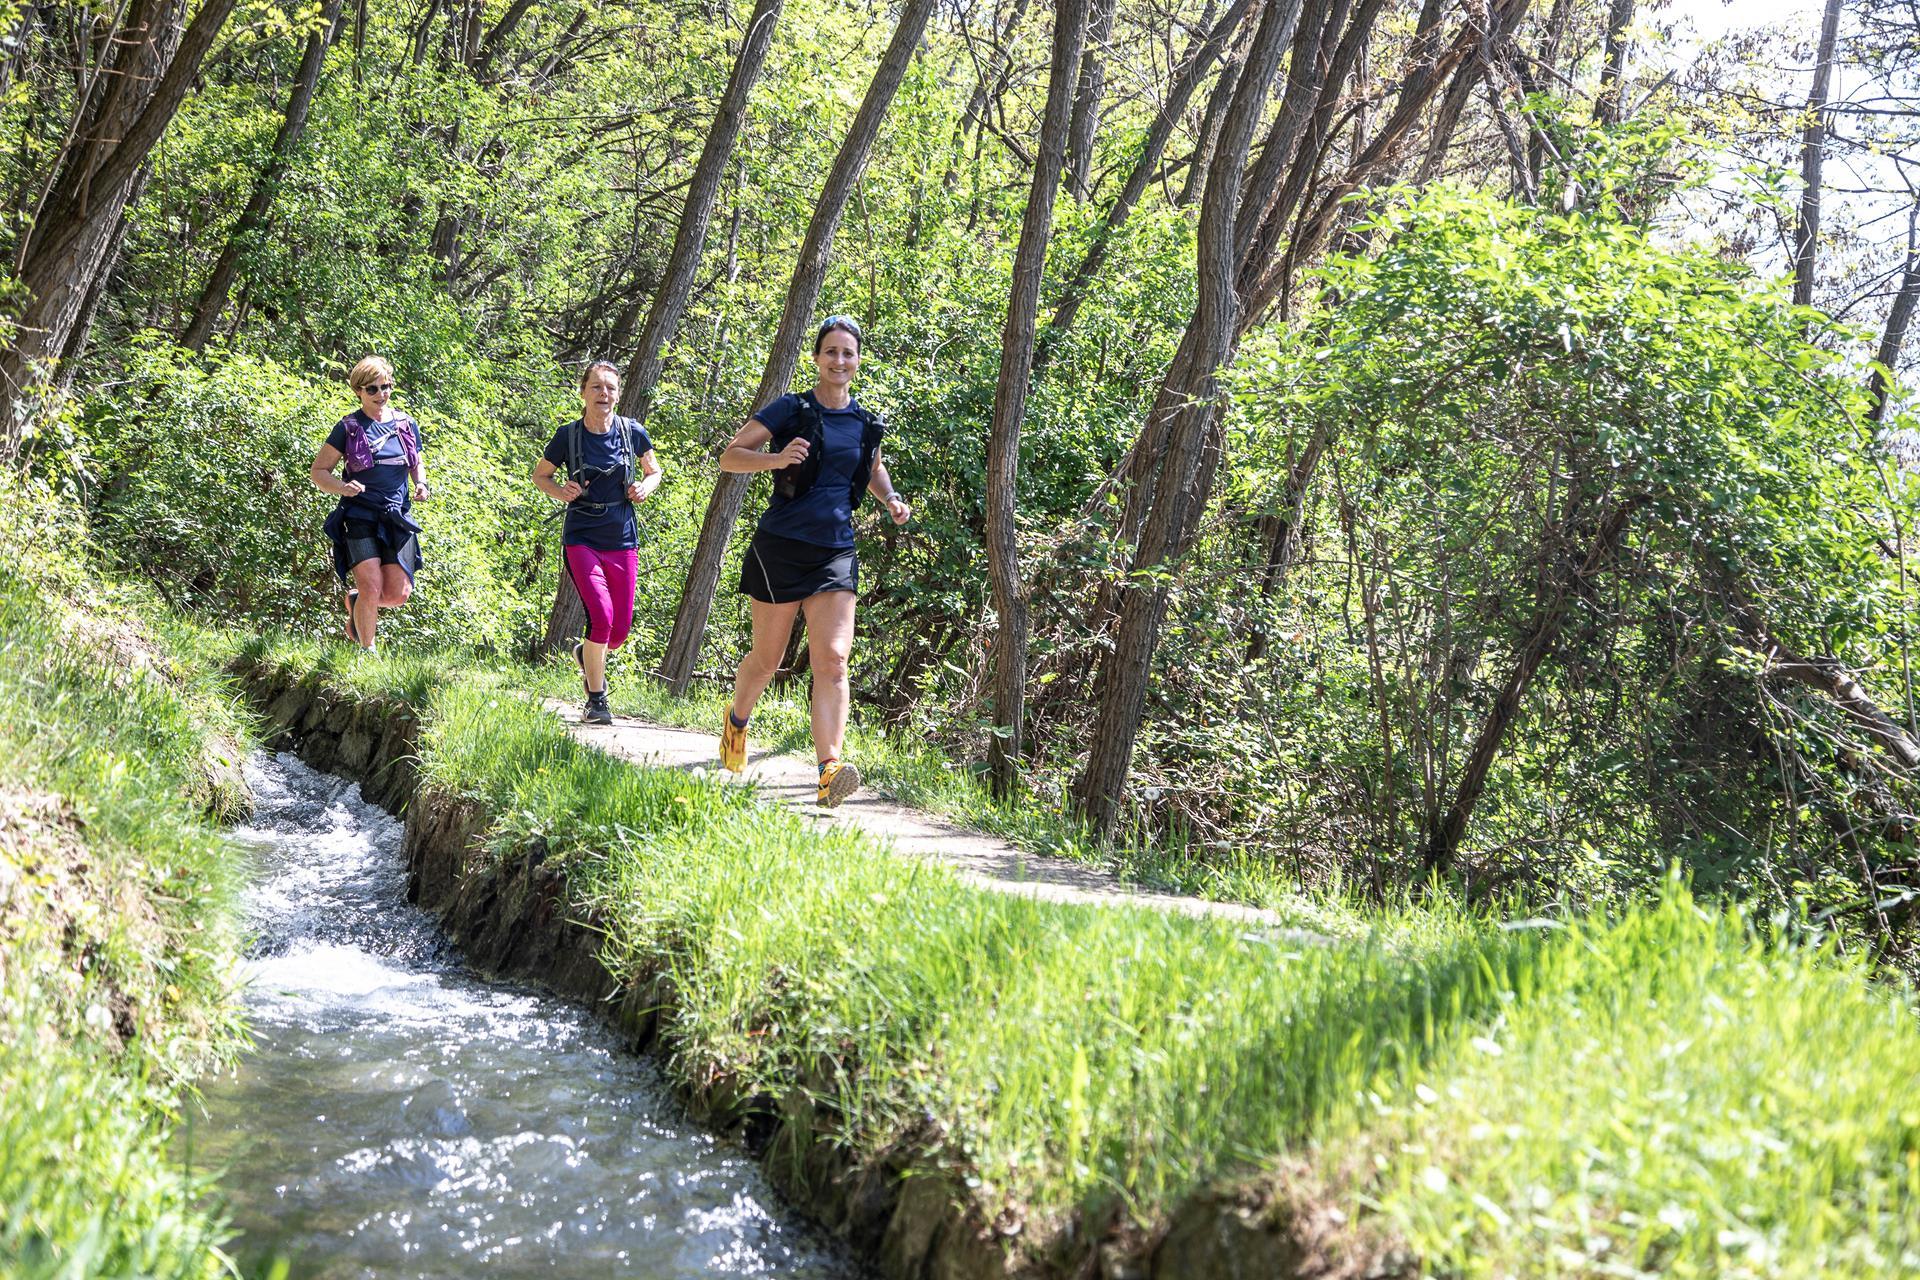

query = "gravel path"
[[551, 702, 1293, 928]]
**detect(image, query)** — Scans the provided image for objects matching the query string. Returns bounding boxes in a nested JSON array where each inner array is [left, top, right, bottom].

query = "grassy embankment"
[[0, 476, 254, 1278], [249, 634, 1920, 1277]]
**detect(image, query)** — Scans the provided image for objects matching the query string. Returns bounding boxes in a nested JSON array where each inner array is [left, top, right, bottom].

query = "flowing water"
[[182, 751, 859, 1279]]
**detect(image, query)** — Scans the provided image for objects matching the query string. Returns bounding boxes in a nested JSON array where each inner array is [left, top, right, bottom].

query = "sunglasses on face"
[[362, 383, 394, 395]]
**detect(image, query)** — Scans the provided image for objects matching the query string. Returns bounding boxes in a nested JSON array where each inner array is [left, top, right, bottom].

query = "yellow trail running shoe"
[[720, 712, 748, 772], [817, 759, 860, 808]]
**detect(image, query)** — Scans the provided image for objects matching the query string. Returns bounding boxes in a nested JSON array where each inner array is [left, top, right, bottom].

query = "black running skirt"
[[739, 531, 858, 604]]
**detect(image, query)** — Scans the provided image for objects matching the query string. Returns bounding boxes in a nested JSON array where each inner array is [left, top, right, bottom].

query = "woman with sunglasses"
[[716, 314, 910, 806], [532, 359, 664, 725], [311, 356, 430, 651]]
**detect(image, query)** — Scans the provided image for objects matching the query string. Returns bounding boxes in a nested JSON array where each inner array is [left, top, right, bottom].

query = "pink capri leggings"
[[564, 545, 638, 648]]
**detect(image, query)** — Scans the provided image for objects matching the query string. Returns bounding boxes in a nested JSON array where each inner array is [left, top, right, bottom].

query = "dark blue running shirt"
[[542, 417, 653, 550], [752, 393, 866, 549], [326, 412, 415, 516]]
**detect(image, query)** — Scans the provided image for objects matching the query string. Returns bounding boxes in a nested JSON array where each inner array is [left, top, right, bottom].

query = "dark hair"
[[579, 359, 622, 389], [812, 314, 863, 354]]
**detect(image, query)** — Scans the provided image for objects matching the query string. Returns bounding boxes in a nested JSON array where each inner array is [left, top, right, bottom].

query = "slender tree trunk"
[[656, 0, 938, 694], [618, 0, 782, 429], [1035, 0, 1255, 366], [1869, 203, 1919, 424], [1073, 0, 1307, 833], [3, 0, 237, 452], [986, 0, 1090, 796], [1244, 416, 1331, 660], [1064, 0, 1116, 202], [182, 0, 344, 352], [1793, 0, 1845, 309], [475, 0, 540, 77], [1422, 498, 1641, 874], [534, 0, 786, 658], [1595, 0, 1634, 125], [1175, 46, 1240, 207]]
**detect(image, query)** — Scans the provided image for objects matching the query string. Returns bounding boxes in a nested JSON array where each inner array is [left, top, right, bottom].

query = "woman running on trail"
[[532, 360, 664, 725], [311, 356, 429, 651], [717, 315, 910, 806]]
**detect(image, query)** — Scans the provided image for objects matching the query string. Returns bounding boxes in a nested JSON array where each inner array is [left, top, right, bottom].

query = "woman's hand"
[[885, 494, 911, 525], [341, 479, 366, 497], [774, 437, 809, 468], [413, 480, 431, 502], [557, 480, 583, 502]]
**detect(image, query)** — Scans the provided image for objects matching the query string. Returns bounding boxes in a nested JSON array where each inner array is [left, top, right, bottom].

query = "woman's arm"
[[628, 449, 664, 502], [867, 448, 911, 524], [311, 443, 364, 498], [532, 456, 582, 503], [410, 437, 431, 500], [718, 419, 809, 474]]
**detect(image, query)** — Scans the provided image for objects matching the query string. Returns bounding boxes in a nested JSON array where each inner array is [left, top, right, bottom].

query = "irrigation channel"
[[180, 751, 862, 1278]]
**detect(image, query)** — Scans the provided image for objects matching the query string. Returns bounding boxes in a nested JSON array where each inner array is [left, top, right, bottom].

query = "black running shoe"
[[582, 690, 612, 725]]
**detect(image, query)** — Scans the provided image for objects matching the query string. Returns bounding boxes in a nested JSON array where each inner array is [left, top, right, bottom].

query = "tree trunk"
[[182, 0, 344, 352], [1073, 0, 1307, 833], [1422, 498, 1641, 875], [1869, 203, 1919, 424], [617, 0, 783, 429], [1036, 0, 1255, 366], [3, 0, 237, 452], [1793, 0, 1845, 309], [1174, 41, 1243, 207], [986, 0, 1090, 796], [1244, 417, 1330, 660], [475, 0, 541, 77], [655, 0, 938, 694], [1595, 0, 1634, 125], [1064, 0, 1116, 202]]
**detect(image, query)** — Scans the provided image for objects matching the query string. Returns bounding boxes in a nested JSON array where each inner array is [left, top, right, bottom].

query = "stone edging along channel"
[[232, 654, 1375, 1280]]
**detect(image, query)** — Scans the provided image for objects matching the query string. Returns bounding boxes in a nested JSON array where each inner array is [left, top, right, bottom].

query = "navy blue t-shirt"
[[753, 394, 867, 549], [542, 417, 653, 550], [326, 412, 415, 517]]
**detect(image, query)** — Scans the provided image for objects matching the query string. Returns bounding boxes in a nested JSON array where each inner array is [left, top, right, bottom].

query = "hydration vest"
[[768, 392, 885, 507], [563, 416, 646, 515], [340, 412, 419, 475]]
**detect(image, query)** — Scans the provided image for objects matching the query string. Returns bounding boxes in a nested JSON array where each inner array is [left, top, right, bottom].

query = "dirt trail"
[[553, 703, 1295, 928]]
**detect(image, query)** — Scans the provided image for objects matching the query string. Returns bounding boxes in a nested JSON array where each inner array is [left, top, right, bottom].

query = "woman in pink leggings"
[[532, 361, 664, 723]]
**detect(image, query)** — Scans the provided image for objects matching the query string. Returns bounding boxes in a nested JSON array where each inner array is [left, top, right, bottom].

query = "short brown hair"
[[349, 356, 394, 392], [579, 359, 622, 389]]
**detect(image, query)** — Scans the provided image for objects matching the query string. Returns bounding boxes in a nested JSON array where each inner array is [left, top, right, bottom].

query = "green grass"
[[520, 652, 1365, 932], [1361, 895, 1920, 1278], [418, 677, 1541, 1223], [274, 636, 1920, 1273], [0, 475, 252, 1278]]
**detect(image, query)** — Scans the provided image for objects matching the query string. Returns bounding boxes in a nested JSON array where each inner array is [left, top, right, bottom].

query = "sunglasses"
[[815, 315, 863, 346], [362, 383, 394, 395]]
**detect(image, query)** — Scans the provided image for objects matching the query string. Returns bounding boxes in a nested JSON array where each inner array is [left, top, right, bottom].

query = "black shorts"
[[339, 517, 421, 582], [739, 531, 858, 604]]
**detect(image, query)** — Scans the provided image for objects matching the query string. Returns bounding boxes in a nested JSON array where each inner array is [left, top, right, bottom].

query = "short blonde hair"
[[349, 356, 394, 392]]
